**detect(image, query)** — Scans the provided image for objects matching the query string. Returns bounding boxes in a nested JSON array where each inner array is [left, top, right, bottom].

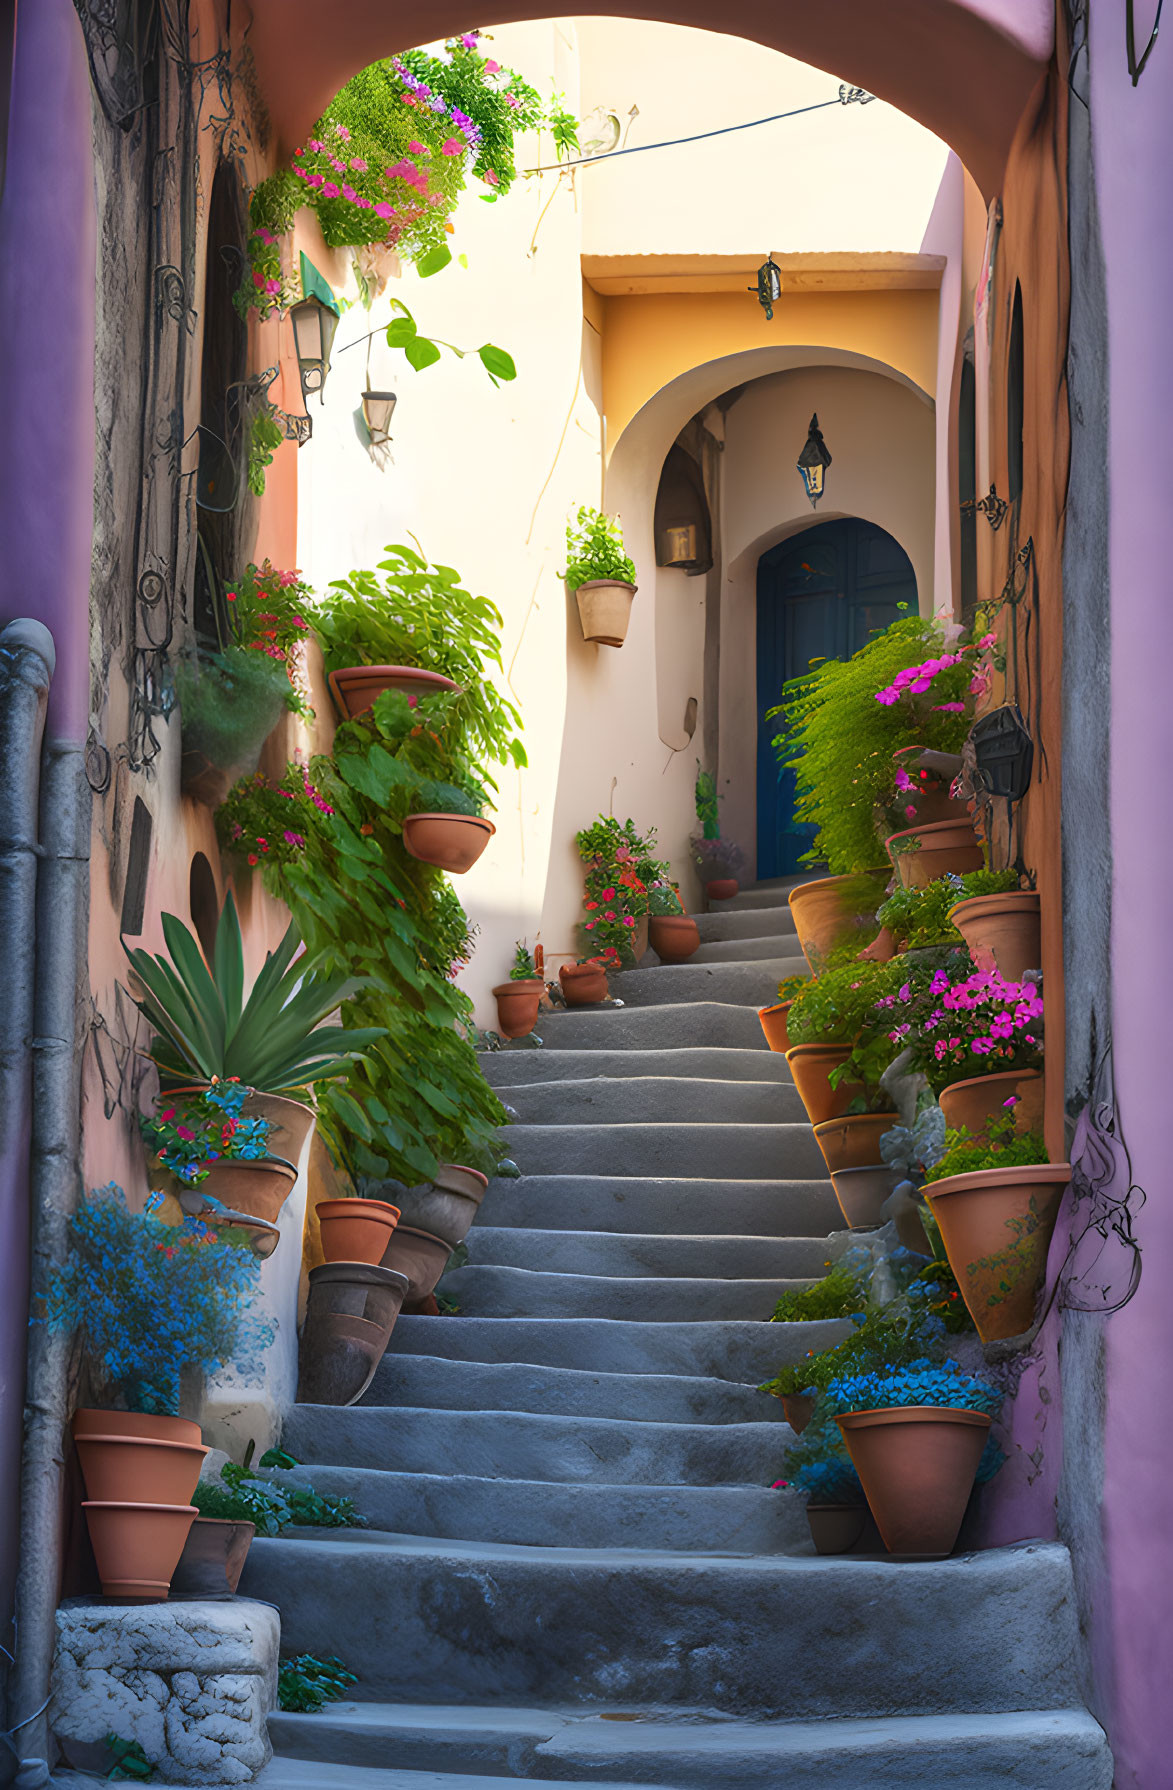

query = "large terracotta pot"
[[885, 819, 983, 890], [788, 874, 887, 972], [72, 1410, 202, 1446], [925, 1162, 1071, 1341], [316, 1197, 401, 1267], [560, 960, 608, 1006], [380, 1224, 452, 1302], [83, 1501, 198, 1599], [327, 664, 458, 721], [394, 1168, 487, 1249], [402, 812, 494, 874], [813, 1112, 895, 1174], [806, 1503, 867, 1555], [784, 1044, 864, 1125], [649, 915, 700, 963], [836, 1407, 991, 1558], [758, 1001, 793, 1053], [831, 1164, 895, 1230], [574, 579, 636, 647], [948, 891, 1041, 982], [298, 1263, 410, 1406], [199, 1156, 298, 1224], [939, 1068, 1045, 1144], [74, 1432, 208, 1506], [493, 979, 544, 1040], [171, 1517, 255, 1596]]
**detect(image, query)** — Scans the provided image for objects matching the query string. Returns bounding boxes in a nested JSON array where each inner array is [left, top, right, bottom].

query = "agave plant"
[[124, 891, 383, 1094]]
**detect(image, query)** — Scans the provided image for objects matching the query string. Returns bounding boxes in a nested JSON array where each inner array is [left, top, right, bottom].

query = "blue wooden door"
[[756, 519, 917, 878]]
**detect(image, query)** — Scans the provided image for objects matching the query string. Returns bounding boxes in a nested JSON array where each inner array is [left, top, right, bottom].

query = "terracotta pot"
[[836, 1407, 992, 1558], [832, 1164, 895, 1230], [785, 1044, 865, 1126], [170, 1517, 255, 1596], [788, 874, 888, 972], [758, 1001, 793, 1053], [74, 1433, 208, 1507], [781, 1394, 816, 1434], [72, 1410, 202, 1446], [813, 1112, 896, 1174], [885, 819, 983, 890], [806, 1503, 867, 1555], [394, 1176, 486, 1250], [939, 1068, 1045, 1144], [298, 1263, 410, 1406], [493, 979, 544, 1040], [433, 1164, 489, 1201], [705, 878, 739, 902], [649, 915, 700, 963], [925, 1162, 1071, 1341], [380, 1224, 452, 1302], [560, 961, 608, 1006], [316, 1197, 401, 1267], [948, 891, 1041, 982], [83, 1500, 197, 1599], [241, 1091, 316, 1163], [401, 812, 494, 874], [198, 1156, 298, 1224], [327, 664, 458, 721], [574, 578, 636, 647]]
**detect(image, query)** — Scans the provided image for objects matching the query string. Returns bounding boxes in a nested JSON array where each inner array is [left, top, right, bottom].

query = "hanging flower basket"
[[401, 812, 494, 873]]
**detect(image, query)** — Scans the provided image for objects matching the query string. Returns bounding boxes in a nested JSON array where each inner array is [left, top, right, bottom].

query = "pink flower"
[[894, 768, 914, 792], [255, 227, 275, 244], [176, 1125, 196, 1142], [460, 31, 479, 47], [484, 168, 499, 186], [505, 94, 520, 109], [388, 159, 415, 180], [350, 157, 368, 171], [374, 202, 394, 220], [330, 156, 346, 172], [336, 125, 351, 141], [485, 59, 501, 73], [933, 701, 966, 713], [905, 804, 917, 819], [622, 916, 636, 928], [442, 137, 463, 156], [283, 830, 306, 847], [307, 138, 324, 153], [342, 185, 358, 202], [321, 181, 340, 198], [407, 141, 426, 154], [264, 278, 281, 295], [979, 632, 997, 648], [604, 911, 616, 921], [306, 172, 325, 188], [602, 887, 616, 900]]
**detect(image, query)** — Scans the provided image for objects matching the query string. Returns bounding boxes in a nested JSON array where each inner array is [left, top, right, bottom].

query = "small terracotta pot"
[[316, 1197, 401, 1267], [74, 1433, 208, 1507], [649, 915, 700, 963], [380, 1224, 452, 1301], [948, 891, 1041, 982], [83, 1500, 197, 1599], [925, 1162, 1071, 1341], [788, 873, 887, 972], [705, 878, 739, 902], [939, 1068, 1044, 1144], [831, 1164, 895, 1229], [785, 1044, 864, 1125], [402, 812, 494, 874], [493, 979, 544, 1040], [836, 1407, 991, 1558], [574, 579, 636, 647], [806, 1503, 867, 1555], [814, 1112, 895, 1174], [885, 819, 983, 890], [781, 1394, 816, 1434], [198, 1156, 298, 1224], [171, 1517, 255, 1596], [72, 1410, 202, 1446], [560, 960, 608, 1005], [328, 664, 458, 721], [758, 1002, 793, 1053]]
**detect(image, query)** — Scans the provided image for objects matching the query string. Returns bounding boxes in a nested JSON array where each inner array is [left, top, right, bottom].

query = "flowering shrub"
[[924, 1105, 1048, 1185], [140, 1082, 274, 1186], [897, 964, 1045, 1091], [38, 1185, 273, 1414], [822, 1357, 1004, 1420], [574, 815, 670, 968], [217, 761, 335, 870], [874, 631, 995, 710], [224, 561, 316, 720]]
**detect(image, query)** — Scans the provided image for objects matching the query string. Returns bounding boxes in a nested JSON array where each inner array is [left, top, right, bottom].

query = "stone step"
[[360, 1353, 786, 1425], [264, 1704, 1112, 1789], [382, 1315, 848, 1382], [531, 1002, 771, 1051], [690, 936, 807, 965], [614, 958, 803, 1008], [253, 1768, 648, 1790], [695, 906, 798, 942], [482, 1047, 790, 1088], [285, 1466, 808, 1553], [239, 1535, 1081, 1717], [464, 1228, 842, 1281], [723, 885, 802, 911], [503, 1122, 824, 1180], [441, 1263, 804, 1321], [497, 1076, 800, 1127], [281, 1405, 787, 1488], [479, 1175, 841, 1237]]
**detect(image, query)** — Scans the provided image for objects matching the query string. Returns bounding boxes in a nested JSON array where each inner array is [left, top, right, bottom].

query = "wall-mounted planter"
[[82, 1500, 197, 1599], [649, 915, 700, 963], [758, 1001, 793, 1053], [298, 1263, 410, 1406], [493, 979, 544, 1039], [380, 1224, 452, 1304], [947, 890, 1041, 983], [831, 1163, 896, 1230], [402, 812, 494, 874], [394, 1165, 488, 1249], [813, 1112, 895, 1174], [788, 873, 888, 972], [316, 1197, 400, 1267], [785, 1044, 864, 1126], [171, 1517, 255, 1596], [162, 1087, 316, 1166], [328, 664, 458, 721], [574, 579, 636, 647], [560, 960, 608, 1006], [806, 1503, 867, 1555], [198, 1156, 298, 1225], [938, 1068, 1044, 1145], [925, 1162, 1070, 1341], [705, 878, 739, 902], [836, 1406, 991, 1558], [885, 819, 983, 890]]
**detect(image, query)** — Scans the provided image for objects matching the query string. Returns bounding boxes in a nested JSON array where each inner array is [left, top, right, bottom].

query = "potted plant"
[[575, 814, 668, 967], [829, 1359, 1004, 1558], [314, 1191, 401, 1267], [176, 649, 298, 809], [298, 1263, 412, 1406], [888, 746, 969, 829], [563, 505, 638, 647], [141, 1081, 300, 1232], [923, 1108, 1070, 1341], [784, 957, 898, 1126], [877, 868, 1020, 953], [182, 1442, 360, 1592], [776, 1398, 869, 1555], [648, 883, 699, 963], [560, 956, 609, 1006], [948, 887, 1042, 983], [787, 872, 888, 974], [371, 1165, 488, 1250], [758, 972, 807, 1054], [688, 834, 746, 903], [401, 778, 495, 874], [884, 817, 984, 889], [901, 962, 1045, 1141], [493, 942, 545, 1038]]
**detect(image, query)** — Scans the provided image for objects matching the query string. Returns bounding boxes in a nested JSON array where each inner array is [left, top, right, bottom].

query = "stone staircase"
[[240, 878, 1112, 1788]]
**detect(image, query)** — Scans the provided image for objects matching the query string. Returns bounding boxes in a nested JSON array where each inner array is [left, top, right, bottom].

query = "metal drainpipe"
[[6, 642, 90, 1790]]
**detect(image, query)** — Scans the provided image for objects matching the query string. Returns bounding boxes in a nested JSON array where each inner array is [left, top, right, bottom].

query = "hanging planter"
[[298, 1263, 411, 1406], [788, 874, 888, 972], [560, 959, 609, 1006], [164, 1086, 317, 1166], [327, 664, 459, 721], [649, 915, 700, 963], [836, 1408, 991, 1559], [813, 1112, 895, 1174], [785, 1044, 865, 1126], [316, 1197, 401, 1267], [393, 1165, 488, 1249], [402, 812, 494, 874], [758, 1001, 793, 1053], [947, 890, 1041, 982], [565, 507, 638, 647], [831, 1164, 896, 1230], [575, 579, 637, 648], [885, 819, 983, 890], [493, 979, 545, 1039], [171, 1517, 256, 1596], [380, 1224, 453, 1304], [939, 1068, 1045, 1145], [925, 1162, 1071, 1341]]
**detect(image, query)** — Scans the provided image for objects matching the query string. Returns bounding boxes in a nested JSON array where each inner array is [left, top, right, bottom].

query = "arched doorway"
[[756, 516, 916, 876]]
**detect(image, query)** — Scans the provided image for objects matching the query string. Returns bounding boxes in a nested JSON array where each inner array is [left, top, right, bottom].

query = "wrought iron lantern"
[[289, 294, 340, 404], [748, 254, 782, 322], [971, 703, 1034, 801], [362, 390, 397, 446], [797, 414, 832, 508]]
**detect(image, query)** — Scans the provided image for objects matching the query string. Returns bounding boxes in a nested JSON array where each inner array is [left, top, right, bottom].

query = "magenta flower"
[[321, 181, 340, 198], [441, 137, 463, 156], [350, 157, 368, 171]]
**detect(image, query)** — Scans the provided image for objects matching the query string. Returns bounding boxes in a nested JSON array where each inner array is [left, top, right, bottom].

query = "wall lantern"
[[362, 390, 397, 446], [290, 252, 342, 406], [748, 254, 782, 322], [797, 413, 832, 507]]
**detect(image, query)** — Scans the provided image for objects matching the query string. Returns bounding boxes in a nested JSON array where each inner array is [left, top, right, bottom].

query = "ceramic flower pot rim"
[[406, 811, 494, 833], [573, 577, 637, 594], [759, 1001, 792, 1018], [784, 1042, 852, 1061], [788, 871, 886, 902], [814, 1112, 895, 1132], [437, 1163, 489, 1190], [317, 1196, 401, 1221], [940, 1067, 1043, 1098], [947, 890, 1040, 921], [492, 979, 544, 995], [83, 1498, 199, 1512], [885, 818, 978, 849], [201, 1152, 298, 1178], [925, 1161, 1072, 1202], [562, 959, 606, 976], [837, 1405, 992, 1429], [75, 1434, 208, 1457]]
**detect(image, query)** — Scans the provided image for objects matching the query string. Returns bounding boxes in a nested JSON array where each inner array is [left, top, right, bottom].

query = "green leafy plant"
[[771, 1255, 868, 1322], [410, 776, 485, 817], [382, 296, 517, 385], [694, 765, 720, 840], [510, 942, 537, 980], [647, 882, 685, 917], [194, 1443, 361, 1535], [776, 971, 810, 1004], [175, 648, 295, 776], [776, 1396, 863, 1505], [563, 506, 636, 592], [247, 410, 285, 498], [924, 1107, 1048, 1185], [574, 814, 670, 969], [278, 1654, 358, 1715], [104, 1735, 154, 1781], [786, 954, 902, 1104], [877, 868, 1020, 950]]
